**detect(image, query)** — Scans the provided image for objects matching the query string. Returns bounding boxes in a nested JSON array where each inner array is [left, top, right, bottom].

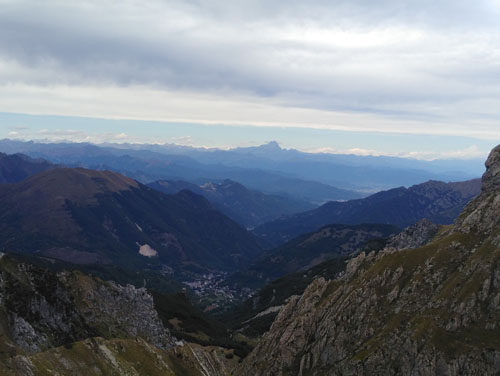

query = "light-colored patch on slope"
[[98, 344, 122, 371], [139, 244, 158, 257], [242, 305, 285, 324]]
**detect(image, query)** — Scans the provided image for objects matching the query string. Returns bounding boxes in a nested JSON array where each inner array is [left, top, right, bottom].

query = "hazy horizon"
[[1, 111, 497, 162], [1, 1, 500, 161]]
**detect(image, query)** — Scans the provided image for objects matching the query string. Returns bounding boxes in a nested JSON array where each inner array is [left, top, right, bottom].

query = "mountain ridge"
[[1, 138, 484, 197], [0, 139, 363, 203], [0, 167, 262, 273], [0, 152, 54, 183], [225, 223, 399, 292], [254, 178, 481, 246], [148, 179, 314, 228]]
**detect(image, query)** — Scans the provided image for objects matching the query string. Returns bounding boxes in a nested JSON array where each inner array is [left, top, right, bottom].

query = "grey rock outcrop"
[[62, 273, 175, 349], [482, 144, 500, 192], [0, 257, 233, 376], [455, 144, 500, 237], [386, 218, 440, 251], [0, 258, 175, 354]]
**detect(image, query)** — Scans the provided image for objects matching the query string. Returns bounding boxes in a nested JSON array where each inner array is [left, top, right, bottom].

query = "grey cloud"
[[0, 0, 500, 125]]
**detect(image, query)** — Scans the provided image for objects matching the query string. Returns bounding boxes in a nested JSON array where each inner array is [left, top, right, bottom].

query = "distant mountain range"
[[0, 150, 314, 230], [0, 152, 54, 183], [254, 178, 482, 246], [0, 139, 483, 203], [0, 139, 363, 203], [0, 167, 262, 273], [100, 140, 484, 190], [148, 179, 314, 228]]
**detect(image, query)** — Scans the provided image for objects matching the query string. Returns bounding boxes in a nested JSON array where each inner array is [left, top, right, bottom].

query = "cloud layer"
[[1, 0, 500, 138]]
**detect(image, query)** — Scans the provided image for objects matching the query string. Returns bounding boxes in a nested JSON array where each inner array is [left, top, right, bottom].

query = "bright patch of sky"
[[0, 0, 499, 158], [1, 112, 496, 160]]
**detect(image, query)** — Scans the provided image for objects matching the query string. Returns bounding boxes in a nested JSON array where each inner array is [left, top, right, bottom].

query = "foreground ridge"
[[0, 256, 231, 375], [238, 144, 500, 376]]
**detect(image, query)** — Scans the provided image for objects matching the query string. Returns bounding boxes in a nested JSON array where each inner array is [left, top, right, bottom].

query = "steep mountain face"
[[255, 178, 481, 246], [0, 254, 175, 354], [223, 257, 350, 339], [0, 255, 230, 376], [0, 152, 54, 183], [148, 179, 314, 228], [226, 224, 399, 291], [454, 144, 500, 237], [239, 145, 500, 376], [0, 168, 262, 273]]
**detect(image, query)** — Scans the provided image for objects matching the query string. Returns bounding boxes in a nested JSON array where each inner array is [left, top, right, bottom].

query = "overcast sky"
[[1, 0, 499, 158]]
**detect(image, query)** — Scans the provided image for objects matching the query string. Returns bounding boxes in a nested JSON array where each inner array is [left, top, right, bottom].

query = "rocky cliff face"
[[454, 144, 500, 240], [239, 144, 500, 376], [0, 256, 174, 354], [481, 144, 500, 192], [386, 218, 440, 251], [0, 255, 231, 375]]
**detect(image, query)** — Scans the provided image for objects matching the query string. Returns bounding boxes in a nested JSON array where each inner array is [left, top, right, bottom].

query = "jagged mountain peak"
[[234, 141, 282, 153], [260, 140, 281, 150], [482, 144, 500, 192], [454, 144, 500, 238]]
